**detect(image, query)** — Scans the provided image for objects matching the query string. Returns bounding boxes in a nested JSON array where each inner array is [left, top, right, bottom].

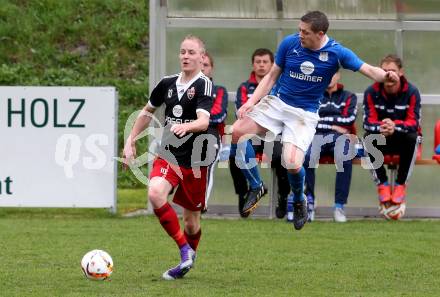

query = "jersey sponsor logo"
[[172, 104, 183, 117], [292, 49, 299, 56], [168, 89, 173, 98], [289, 71, 323, 83], [187, 87, 195, 100], [165, 116, 194, 125], [319, 52, 328, 62], [300, 61, 315, 75]]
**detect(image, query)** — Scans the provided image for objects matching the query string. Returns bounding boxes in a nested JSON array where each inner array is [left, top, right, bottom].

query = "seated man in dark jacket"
[[304, 71, 357, 223], [363, 54, 421, 212]]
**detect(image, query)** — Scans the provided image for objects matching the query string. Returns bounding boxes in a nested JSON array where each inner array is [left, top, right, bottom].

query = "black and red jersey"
[[235, 71, 259, 110], [363, 76, 421, 133], [316, 83, 357, 133], [148, 71, 213, 167]]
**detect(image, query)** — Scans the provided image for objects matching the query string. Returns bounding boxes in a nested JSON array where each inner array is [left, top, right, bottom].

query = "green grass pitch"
[[0, 190, 440, 296]]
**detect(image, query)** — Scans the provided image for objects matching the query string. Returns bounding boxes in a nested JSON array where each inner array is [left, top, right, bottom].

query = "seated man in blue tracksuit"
[[303, 71, 357, 223]]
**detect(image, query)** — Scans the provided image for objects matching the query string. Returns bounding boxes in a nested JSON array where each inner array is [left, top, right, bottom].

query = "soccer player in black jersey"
[[123, 35, 214, 280]]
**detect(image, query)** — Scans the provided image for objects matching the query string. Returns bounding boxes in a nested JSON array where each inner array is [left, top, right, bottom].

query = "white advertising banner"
[[0, 87, 117, 211]]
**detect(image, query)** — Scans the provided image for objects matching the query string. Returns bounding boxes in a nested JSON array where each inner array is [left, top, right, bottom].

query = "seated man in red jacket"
[[230, 48, 290, 218], [201, 51, 228, 210], [363, 54, 421, 209]]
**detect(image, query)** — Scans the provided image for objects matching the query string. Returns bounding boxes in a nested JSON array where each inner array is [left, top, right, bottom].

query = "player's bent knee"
[[184, 221, 200, 234], [231, 123, 244, 144], [183, 216, 200, 234], [148, 185, 167, 208], [283, 156, 303, 171]]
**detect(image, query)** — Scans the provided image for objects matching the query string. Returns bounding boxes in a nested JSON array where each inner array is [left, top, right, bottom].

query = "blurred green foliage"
[[0, 0, 148, 188]]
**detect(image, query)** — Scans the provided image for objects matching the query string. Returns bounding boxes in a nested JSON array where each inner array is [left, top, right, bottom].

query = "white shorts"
[[247, 95, 319, 152]]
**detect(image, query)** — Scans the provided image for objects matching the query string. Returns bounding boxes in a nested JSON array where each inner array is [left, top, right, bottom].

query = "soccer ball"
[[81, 249, 113, 280], [380, 202, 406, 220]]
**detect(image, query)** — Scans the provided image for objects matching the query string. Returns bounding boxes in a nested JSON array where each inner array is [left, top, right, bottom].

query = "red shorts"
[[150, 158, 208, 211]]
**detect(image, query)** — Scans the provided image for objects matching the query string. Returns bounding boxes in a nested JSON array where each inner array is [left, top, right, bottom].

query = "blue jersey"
[[269, 81, 279, 95], [275, 33, 364, 112]]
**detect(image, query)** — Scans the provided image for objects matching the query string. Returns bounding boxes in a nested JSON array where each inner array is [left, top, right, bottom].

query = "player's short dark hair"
[[380, 54, 403, 69], [251, 48, 274, 64], [204, 51, 214, 67], [301, 11, 329, 34]]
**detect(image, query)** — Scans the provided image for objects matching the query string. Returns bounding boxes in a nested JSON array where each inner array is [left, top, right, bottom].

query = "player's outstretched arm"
[[170, 111, 210, 137], [122, 104, 156, 168], [359, 63, 399, 83], [237, 63, 282, 119]]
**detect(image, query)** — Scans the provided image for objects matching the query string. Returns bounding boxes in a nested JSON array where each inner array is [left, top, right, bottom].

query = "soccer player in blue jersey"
[[230, 48, 291, 218], [303, 71, 358, 223], [232, 11, 399, 230]]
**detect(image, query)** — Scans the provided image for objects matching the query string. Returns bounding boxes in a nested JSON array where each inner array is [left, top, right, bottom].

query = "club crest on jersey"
[[172, 104, 183, 117], [168, 89, 173, 98], [160, 167, 168, 175], [319, 52, 328, 62], [187, 87, 195, 100]]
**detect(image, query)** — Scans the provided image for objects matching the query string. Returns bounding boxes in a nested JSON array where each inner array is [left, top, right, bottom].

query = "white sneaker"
[[333, 208, 347, 223], [307, 204, 315, 222]]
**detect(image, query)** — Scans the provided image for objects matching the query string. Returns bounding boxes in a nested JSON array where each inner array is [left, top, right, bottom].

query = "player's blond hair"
[[181, 34, 206, 54]]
